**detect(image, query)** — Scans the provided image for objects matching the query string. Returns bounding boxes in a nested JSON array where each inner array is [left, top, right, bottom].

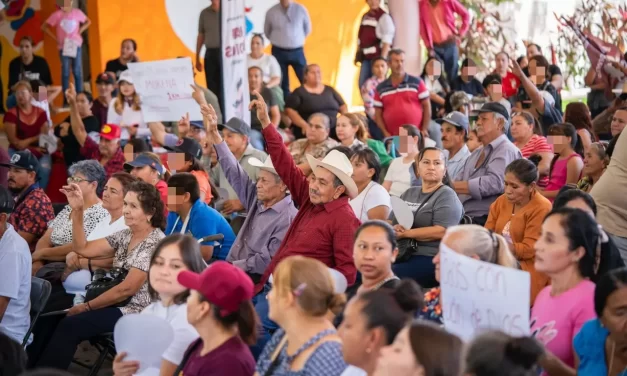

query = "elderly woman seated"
[[32, 160, 110, 275], [288, 113, 339, 175]]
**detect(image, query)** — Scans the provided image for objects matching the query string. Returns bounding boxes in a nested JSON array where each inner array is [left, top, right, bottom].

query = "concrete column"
[[387, 0, 422, 76]]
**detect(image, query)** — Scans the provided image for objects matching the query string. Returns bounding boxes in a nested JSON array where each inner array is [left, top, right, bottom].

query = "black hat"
[[167, 137, 203, 160], [0, 185, 14, 214], [482, 74, 502, 89], [0, 150, 40, 174], [95, 72, 115, 85], [476, 102, 510, 121], [218, 117, 250, 136]]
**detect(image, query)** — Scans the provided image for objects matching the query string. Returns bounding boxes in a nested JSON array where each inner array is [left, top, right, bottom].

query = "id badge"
[[62, 38, 78, 58]]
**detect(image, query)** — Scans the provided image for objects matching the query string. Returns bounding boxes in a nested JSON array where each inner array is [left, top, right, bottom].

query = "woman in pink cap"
[[175, 261, 259, 375]]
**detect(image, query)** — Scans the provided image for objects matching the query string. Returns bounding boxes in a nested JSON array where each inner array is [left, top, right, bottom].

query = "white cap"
[[118, 70, 134, 85]]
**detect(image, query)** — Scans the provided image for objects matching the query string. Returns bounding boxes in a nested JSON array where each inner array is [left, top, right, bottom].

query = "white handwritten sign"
[[439, 245, 530, 341], [128, 58, 202, 122]]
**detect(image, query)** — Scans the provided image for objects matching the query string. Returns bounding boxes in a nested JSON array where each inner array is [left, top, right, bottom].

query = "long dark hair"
[[595, 267, 627, 317], [148, 234, 207, 304], [421, 56, 449, 93], [351, 147, 382, 183], [565, 102, 596, 140], [547, 123, 583, 179], [199, 296, 260, 345]]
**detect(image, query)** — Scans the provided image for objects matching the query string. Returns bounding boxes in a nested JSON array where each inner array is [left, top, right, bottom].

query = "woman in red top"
[[510, 111, 553, 187], [125, 152, 169, 217], [4, 80, 52, 189]]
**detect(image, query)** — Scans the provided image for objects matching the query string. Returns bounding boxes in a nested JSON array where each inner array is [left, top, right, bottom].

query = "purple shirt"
[[214, 142, 298, 276]]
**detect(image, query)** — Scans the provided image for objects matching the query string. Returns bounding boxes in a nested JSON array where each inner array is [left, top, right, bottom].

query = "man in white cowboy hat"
[[200, 104, 297, 284], [244, 91, 360, 291]]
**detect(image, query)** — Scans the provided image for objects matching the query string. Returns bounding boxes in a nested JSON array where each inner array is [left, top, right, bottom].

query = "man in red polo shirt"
[[373, 49, 431, 137], [494, 51, 520, 99]]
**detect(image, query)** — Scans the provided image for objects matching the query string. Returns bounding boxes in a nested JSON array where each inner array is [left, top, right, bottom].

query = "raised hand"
[[65, 83, 77, 105], [249, 90, 271, 128], [190, 84, 207, 106], [178, 112, 191, 130], [60, 183, 84, 211], [200, 104, 223, 145], [510, 56, 525, 78]]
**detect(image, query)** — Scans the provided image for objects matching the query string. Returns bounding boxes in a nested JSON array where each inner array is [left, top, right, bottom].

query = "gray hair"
[[443, 225, 518, 269], [68, 160, 107, 196], [308, 113, 331, 131], [494, 112, 510, 133]]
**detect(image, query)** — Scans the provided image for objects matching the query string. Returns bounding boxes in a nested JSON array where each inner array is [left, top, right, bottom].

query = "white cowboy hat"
[[306, 150, 358, 199], [248, 156, 277, 175]]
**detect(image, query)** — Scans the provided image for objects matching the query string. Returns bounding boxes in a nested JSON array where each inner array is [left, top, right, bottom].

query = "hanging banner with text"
[[128, 58, 202, 122], [221, 0, 251, 125], [440, 245, 531, 342]]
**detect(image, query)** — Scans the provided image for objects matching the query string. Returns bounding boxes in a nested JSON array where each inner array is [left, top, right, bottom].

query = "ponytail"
[[493, 232, 519, 269], [211, 301, 260, 345]]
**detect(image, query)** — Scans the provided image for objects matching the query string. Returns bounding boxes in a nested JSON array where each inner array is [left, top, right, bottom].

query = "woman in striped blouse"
[[510, 111, 553, 187]]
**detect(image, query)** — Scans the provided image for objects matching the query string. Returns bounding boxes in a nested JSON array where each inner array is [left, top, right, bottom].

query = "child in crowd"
[[467, 129, 482, 152]]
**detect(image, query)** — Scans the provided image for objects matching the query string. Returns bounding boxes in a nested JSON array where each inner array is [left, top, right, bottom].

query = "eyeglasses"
[[67, 176, 92, 184]]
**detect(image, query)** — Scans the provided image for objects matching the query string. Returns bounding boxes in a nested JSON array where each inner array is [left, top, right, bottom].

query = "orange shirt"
[[485, 191, 553, 304], [191, 170, 213, 205]]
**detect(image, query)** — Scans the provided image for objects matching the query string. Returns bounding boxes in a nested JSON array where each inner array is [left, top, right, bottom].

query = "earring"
[[146, 217, 151, 223]]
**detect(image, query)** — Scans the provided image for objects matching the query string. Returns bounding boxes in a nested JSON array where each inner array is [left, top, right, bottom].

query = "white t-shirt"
[[0, 224, 32, 344], [247, 54, 282, 84], [140, 302, 199, 365], [349, 181, 391, 222], [385, 157, 414, 197], [87, 216, 128, 241], [107, 98, 148, 140]]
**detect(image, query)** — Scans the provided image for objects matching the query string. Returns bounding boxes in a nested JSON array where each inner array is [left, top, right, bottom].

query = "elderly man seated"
[[201, 104, 298, 283], [246, 91, 361, 355], [288, 112, 339, 175], [452, 102, 522, 225]]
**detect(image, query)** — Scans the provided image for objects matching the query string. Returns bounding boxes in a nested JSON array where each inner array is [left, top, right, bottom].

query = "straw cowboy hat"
[[306, 150, 358, 199], [248, 156, 278, 175]]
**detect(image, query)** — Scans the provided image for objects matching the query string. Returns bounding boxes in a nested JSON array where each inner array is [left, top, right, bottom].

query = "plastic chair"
[[23, 277, 52, 347], [383, 136, 400, 158]]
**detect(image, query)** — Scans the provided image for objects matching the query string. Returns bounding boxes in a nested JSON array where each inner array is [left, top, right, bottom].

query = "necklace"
[[608, 339, 627, 376]]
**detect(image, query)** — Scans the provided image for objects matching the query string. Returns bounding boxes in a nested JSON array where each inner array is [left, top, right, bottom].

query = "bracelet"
[[86, 302, 92, 311]]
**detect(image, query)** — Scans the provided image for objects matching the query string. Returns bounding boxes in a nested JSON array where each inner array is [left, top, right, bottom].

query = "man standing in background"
[[264, 0, 312, 100], [196, 0, 223, 114]]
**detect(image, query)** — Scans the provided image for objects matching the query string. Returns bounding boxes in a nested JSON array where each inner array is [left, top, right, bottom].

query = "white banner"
[[221, 0, 251, 125], [440, 245, 531, 342], [128, 58, 202, 122]]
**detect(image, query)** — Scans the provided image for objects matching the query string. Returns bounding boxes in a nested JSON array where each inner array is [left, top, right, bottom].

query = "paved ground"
[[67, 342, 113, 376]]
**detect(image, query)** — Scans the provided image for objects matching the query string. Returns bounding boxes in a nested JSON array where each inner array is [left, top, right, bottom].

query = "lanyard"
[[169, 209, 192, 235]]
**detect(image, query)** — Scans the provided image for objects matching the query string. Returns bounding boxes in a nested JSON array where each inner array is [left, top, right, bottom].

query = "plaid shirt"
[[80, 137, 125, 180], [255, 126, 360, 295]]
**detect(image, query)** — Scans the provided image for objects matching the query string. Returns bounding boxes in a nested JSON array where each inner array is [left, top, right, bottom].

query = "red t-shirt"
[[519, 134, 553, 187], [501, 71, 521, 99], [155, 179, 169, 217], [181, 337, 255, 376], [4, 107, 47, 156]]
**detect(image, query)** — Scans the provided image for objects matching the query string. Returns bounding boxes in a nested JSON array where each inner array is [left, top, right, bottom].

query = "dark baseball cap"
[[167, 137, 203, 160], [0, 185, 14, 214], [476, 102, 510, 121], [0, 150, 40, 174], [218, 117, 250, 136], [437, 111, 469, 132], [124, 154, 164, 175], [96, 72, 115, 85], [190, 121, 204, 129], [482, 74, 502, 89]]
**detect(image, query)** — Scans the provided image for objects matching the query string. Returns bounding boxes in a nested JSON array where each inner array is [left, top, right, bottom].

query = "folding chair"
[[23, 277, 52, 347]]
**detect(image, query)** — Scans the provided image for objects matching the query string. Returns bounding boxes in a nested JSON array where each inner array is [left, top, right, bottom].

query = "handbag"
[[395, 185, 444, 263], [84, 267, 132, 307]]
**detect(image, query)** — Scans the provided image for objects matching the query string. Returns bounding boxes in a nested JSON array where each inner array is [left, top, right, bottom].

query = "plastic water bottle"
[[73, 294, 85, 306]]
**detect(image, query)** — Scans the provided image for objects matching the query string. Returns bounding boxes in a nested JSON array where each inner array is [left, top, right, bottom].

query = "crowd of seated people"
[[3, 1, 627, 375]]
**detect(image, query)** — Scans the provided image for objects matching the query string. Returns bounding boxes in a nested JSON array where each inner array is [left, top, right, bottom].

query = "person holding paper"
[[531, 207, 599, 376], [107, 71, 149, 142], [423, 224, 518, 325], [391, 147, 463, 288], [485, 159, 553, 304], [112, 234, 204, 376], [41, 0, 91, 94]]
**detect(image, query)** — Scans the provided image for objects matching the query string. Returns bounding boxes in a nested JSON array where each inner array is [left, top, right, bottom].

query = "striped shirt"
[[518, 134, 553, 187], [373, 74, 430, 135]]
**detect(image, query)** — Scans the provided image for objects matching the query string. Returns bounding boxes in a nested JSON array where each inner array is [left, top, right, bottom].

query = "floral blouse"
[[105, 228, 165, 315], [420, 287, 443, 325], [49, 203, 110, 247], [288, 138, 339, 165]]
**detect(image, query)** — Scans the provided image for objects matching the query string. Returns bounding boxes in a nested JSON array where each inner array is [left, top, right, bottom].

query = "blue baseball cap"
[[124, 154, 164, 175], [436, 111, 470, 133], [190, 121, 204, 129]]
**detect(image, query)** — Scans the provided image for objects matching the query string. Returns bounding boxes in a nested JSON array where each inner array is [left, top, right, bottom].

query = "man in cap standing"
[[201, 104, 297, 283], [437, 111, 471, 180], [248, 91, 360, 352], [0, 150, 54, 253], [67, 84, 125, 180], [452, 102, 522, 225], [0, 184, 32, 344], [91, 72, 115, 126]]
